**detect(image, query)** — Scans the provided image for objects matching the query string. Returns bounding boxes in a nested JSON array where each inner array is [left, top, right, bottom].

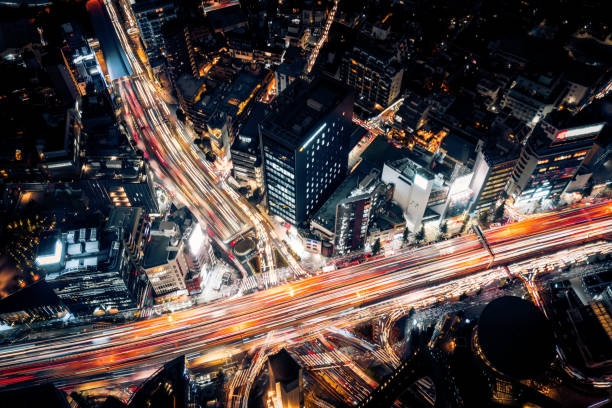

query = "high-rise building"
[[0, 281, 67, 325], [142, 211, 212, 300], [105, 207, 152, 306], [59, 22, 107, 95], [267, 349, 303, 408], [339, 38, 403, 113], [381, 157, 435, 232], [311, 169, 387, 255], [508, 119, 603, 202], [275, 57, 306, 96], [334, 170, 386, 255], [162, 15, 211, 83], [132, 0, 177, 64], [39, 103, 84, 180], [469, 149, 518, 212], [129, 356, 190, 408], [230, 102, 266, 188], [142, 221, 188, 298], [259, 76, 354, 225], [175, 74, 208, 135], [468, 130, 522, 212], [79, 91, 159, 213]]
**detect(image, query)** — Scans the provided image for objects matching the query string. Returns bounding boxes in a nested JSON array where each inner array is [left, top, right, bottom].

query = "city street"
[[0, 202, 610, 391]]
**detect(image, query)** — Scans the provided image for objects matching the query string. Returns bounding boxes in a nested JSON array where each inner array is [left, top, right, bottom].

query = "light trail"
[[100, 0, 306, 279], [0, 203, 610, 391]]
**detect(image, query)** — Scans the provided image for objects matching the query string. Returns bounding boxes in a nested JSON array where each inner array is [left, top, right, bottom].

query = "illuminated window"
[[537, 159, 549, 165]]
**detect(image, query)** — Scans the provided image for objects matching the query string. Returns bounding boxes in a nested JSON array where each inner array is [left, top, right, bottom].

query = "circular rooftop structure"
[[233, 238, 256, 257], [477, 296, 554, 379]]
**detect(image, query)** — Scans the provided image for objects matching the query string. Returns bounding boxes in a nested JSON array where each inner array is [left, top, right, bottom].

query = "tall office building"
[[230, 102, 266, 188], [132, 0, 177, 64], [334, 170, 386, 255], [79, 91, 159, 213], [311, 169, 388, 255], [469, 149, 517, 212], [259, 76, 354, 225], [508, 120, 603, 202], [142, 221, 189, 298], [339, 38, 403, 113], [469, 134, 521, 212]]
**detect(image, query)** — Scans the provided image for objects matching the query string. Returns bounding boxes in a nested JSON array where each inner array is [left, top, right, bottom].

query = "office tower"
[[162, 15, 210, 83], [311, 169, 387, 255], [381, 158, 435, 231], [508, 120, 603, 202], [334, 170, 386, 255], [469, 149, 517, 212], [79, 91, 159, 213], [468, 131, 522, 212], [142, 221, 189, 298], [230, 102, 266, 188], [59, 22, 107, 95], [339, 38, 403, 113], [259, 76, 353, 225], [132, 0, 177, 64]]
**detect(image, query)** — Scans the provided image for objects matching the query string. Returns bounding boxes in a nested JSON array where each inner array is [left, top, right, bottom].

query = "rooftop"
[[477, 296, 554, 379], [142, 235, 171, 269], [312, 170, 365, 232], [176, 74, 206, 102], [261, 76, 352, 148], [268, 348, 301, 384]]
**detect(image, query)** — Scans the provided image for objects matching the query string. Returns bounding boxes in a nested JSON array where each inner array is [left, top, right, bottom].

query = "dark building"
[[162, 15, 211, 83], [132, 0, 177, 65], [105, 207, 152, 307], [162, 19, 192, 82], [339, 37, 403, 113], [259, 76, 354, 225], [129, 355, 190, 408], [175, 74, 207, 136], [230, 102, 266, 187], [474, 296, 555, 380], [311, 169, 387, 255], [267, 348, 303, 408], [79, 91, 159, 213], [0, 281, 67, 325], [0, 383, 72, 408]]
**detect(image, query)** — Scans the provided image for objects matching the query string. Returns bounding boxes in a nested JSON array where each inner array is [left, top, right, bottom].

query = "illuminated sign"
[[36, 240, 64, 266], [555, 123, 604, 140], [188, 224, 205, 255], [300, 123, 327, 151]]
